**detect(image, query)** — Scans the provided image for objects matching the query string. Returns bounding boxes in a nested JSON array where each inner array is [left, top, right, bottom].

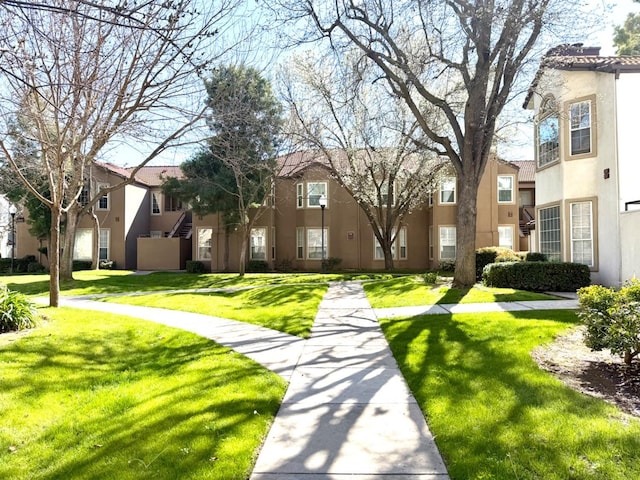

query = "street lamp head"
[[319, 194, 327, 209], [9, 204, 17, 216]]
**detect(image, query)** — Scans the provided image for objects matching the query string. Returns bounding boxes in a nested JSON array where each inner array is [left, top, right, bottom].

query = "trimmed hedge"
[[475, 247, 521, 280], [186, 260, 207, 273], [247, 260, 269, 273], [482, 261, 591, 292], [0, 256, 43, 274]]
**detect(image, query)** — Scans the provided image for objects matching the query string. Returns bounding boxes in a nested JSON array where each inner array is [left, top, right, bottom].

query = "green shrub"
[[0, 285, 37, 333], [579, 279, 640, 364], [185, 260, 206, 274], [475, 247, 520, 279], [0, 256, 43, 274], [247, 260, 269, 273], [525, 251, 548, 262], [72, 260, 92, 271], [422, 271, 438, 284], [482, 261, 591, 292], [439, 260, 455, 272], [27, 262, 46, 273], [276, 258, 294, 272], [322, 257, 342, 272]]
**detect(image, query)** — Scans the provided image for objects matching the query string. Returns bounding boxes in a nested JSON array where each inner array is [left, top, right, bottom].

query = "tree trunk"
[[48, 204, 62, 307], [383, 243, 394, 271], [624, 350, 633, 365], [453, 172, 480, 287], [238, 235, 247, 277], [59, 209, 79, 281]]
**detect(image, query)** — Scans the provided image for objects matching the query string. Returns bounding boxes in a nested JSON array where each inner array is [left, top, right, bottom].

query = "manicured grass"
[[0, 308, 286, 480], [364, 275, 557, 308], [103, 284, 327, 338], [3, 270, 386, 298], [379, 310, 640, 479]]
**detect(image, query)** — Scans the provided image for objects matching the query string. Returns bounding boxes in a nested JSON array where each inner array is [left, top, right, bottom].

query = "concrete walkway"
[[41, 283, 581, 480], [250, 281, 448, 480]]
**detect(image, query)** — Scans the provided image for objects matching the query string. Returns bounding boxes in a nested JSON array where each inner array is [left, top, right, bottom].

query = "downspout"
[[613, 70, 623, 286]]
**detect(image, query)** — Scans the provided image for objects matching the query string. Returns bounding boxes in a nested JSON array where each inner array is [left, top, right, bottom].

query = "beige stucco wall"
[[137, 237, 191, 271], [620, 210, 640, 283]]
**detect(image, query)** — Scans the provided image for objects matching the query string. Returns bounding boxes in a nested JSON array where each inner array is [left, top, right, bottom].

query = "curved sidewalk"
[[42, 284, 580, 480]]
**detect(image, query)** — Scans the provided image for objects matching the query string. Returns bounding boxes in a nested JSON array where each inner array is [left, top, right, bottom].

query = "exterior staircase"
[[168, 211, 192, 239]]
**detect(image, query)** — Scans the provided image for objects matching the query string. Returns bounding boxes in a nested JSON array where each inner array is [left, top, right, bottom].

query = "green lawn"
[[379, 310, 640, 479], [0, 308, 286, 480], [4, 270, 385, 298], [364, 275, 557, 308], [102, 284, 326, 338]]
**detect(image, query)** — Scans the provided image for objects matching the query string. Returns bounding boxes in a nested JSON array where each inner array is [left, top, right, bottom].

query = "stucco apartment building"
[[12, 152, 531, 273], [524, 44, 640, 286], [191, 152, 528, 272]]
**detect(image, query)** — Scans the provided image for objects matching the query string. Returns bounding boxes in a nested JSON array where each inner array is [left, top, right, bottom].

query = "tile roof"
[[510, 160, 535, 183], [125, 165, 184, 186], [524, 44, 640, 108]]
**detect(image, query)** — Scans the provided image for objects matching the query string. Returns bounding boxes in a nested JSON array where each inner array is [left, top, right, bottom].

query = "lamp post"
[[9, 204, 16, 274], [319, 194, 327, 273]]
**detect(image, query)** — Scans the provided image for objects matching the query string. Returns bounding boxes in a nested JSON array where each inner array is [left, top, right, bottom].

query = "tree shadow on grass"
[[380, 310, 640, 479], [0, 310, 286, 480]]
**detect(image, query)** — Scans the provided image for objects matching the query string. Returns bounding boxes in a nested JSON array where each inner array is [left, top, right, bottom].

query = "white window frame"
[[196, 227, 212, 261], [151, 191, 161, 215], [497, 175, 515, 204], [271, 227, 276, 260], [570, 201, 594, 267], [250, 227, 267, 261], [538, 205, 561, 262], [439, 226, 456, 260], [537, 98, 559, 168], [439, 177, 456, 205], [97, 183, 110, 211], [307, 227, 327, 259], [99, 229, 110, 261], [374, 227, 407, 260], [296, 183, 304, 209], [307, 182, 327, 208], [296, 227, 304, 259], [74, 229, 93, 261], [498, 225, 514, 250], [380, 180, 395, 207], [570, 100, 592, 156]]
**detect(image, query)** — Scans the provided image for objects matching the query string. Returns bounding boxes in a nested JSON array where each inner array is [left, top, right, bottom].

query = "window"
[[164, 195, 183, 212], [439, 226, 456, 260], [571, 201, 593, 266], [307, 182, 327, 207], [151, 192, 161, 215], [74, 229, 93, 260], [97, 183, 109, 210], [296, 184, 304, 208], [570, 100, 591, 155], [498, 225, 514, 250], [250, 227, 267, 260], [374, 227, 407, 260], [150, 231, 163, 238], [497, 175, 514, 203], [428, 191, 434, 208], [380, 181, 395, 207], [539, 205, 561, 261], [307, 228, 327, 259], [296, 227, 304, 259], [537, 98, 559, 167], [99, 229, 109, 260], [440, 177, 456, 204], [79, 184, 89, 206], [197, 228, 212, 260]]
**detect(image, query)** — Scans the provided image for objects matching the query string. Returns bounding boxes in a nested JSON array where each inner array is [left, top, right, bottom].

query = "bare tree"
[[272, 0, 585, 286], [0, 0, 242, 306], [283, 51, 446, 270]]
